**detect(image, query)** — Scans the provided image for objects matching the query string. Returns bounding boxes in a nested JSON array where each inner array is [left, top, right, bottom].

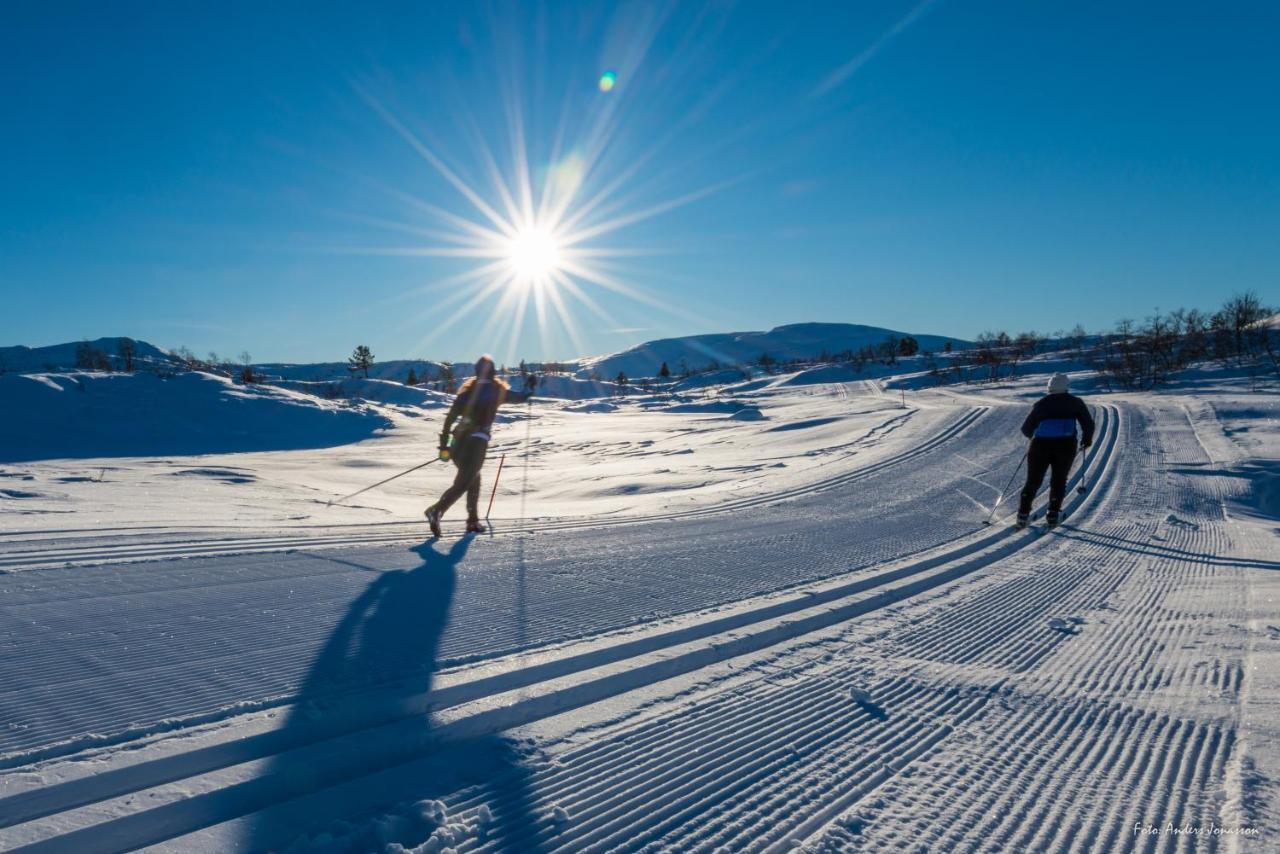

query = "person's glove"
[[1080, 439, 1092, 449], [438, 433, 451, 460]]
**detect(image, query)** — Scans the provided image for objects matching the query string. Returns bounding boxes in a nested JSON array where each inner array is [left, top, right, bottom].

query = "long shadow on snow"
[[242, 535, 544, 852], [0, 538, 545, 853], [1054, 525, 1280, 571]]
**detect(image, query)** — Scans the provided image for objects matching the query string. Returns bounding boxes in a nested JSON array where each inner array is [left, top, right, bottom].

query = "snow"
[[579, 322, 968, 379], [0, 351, 1277, 852], [0, 371, 391, 463], [0, 369, 938, 534], [0, 337, 173, 374]]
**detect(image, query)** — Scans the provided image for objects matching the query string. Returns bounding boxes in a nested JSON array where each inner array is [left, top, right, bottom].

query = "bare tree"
[[439, 362, 457, 393], [75, 341, 95, 370], [117, 338, 137, 372], [238, 351, 257, 384]]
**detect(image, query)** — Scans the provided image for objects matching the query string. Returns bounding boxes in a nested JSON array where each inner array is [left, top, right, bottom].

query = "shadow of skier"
[[243, 535, 546, 852]]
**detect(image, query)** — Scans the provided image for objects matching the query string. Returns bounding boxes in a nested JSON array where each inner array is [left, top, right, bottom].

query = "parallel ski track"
[[0, 405, 1042, 770], [806, 403, 1249, 852], [0, 406, 1106, 771], [0, 407, 1122, 852], [289, 400, 1237, 854], [379, 409, 1139, 854], [0, 407, 984, 571]]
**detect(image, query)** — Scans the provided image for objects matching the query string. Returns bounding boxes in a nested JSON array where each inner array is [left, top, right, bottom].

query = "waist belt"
[[1034, 418, 1077, 439], [471, 431, 490, 441]]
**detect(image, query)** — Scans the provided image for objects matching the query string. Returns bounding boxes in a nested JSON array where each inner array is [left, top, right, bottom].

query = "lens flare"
[[347, 9, 737, 365]]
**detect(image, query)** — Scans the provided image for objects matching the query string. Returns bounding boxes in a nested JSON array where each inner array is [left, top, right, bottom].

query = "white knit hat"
[[1048, 373, 1070, 394]]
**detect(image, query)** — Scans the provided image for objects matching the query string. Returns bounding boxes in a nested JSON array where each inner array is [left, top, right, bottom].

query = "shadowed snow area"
[[0, 372, 391, 462]]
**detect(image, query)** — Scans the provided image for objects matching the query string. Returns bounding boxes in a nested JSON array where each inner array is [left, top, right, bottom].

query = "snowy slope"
[[580, 322, 969, 379], [255, 358, 459, 384], [0, 372, 391, 462], [271, 377, 453, 409]]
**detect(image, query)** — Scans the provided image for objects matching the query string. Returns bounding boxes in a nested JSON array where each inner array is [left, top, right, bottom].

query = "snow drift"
[[271, 378, 452, 409], [0, 372, 392, 462]]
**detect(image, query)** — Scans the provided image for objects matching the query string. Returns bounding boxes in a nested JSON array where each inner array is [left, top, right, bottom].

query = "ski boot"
[[424, 506, 443, 539], [1015, 512, 1029, 530], [1045, 509, 1061, 528], [465, 518, 486, 534]]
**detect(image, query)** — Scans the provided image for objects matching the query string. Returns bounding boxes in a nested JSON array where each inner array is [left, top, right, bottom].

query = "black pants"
[[1018, 437, 1077, 516], [434, 437, 489, 519]]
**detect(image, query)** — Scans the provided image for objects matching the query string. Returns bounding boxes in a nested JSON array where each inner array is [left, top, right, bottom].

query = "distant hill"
[[0, 337, 174, 373], [580, 323, 969, 379], [2, 322, 970, 385], [254, 359, 459, 384]]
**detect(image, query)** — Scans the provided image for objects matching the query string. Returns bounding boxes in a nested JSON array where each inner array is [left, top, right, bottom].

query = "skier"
[[425, 355, 533, 537], [1016, 372, 1095, 529]]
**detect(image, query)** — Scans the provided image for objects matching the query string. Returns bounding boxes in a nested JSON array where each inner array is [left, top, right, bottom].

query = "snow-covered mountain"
[[2, 323, 969, 385], [0, 337, 174, 373], [579, 322, 969, 379]]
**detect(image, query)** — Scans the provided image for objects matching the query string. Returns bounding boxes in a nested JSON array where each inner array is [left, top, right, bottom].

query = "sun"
[[505, 225, 562, 283], [352, 64, 730, 363]]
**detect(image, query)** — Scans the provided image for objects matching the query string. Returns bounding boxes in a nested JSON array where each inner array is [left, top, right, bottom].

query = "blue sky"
[[2, 1, 1277, 363]]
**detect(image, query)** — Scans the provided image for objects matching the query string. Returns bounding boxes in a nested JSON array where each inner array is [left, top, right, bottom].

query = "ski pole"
[[1076, 443, 1091, 494], [982, 447, 1029, 526], [485, 454, 507, 520], [327, 458, 440, 506]]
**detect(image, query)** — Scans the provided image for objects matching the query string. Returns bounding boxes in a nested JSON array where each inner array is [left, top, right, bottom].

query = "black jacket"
[[1020, 392, 1095, 445]]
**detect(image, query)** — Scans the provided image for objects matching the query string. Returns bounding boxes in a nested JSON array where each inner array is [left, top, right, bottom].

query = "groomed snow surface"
[[1, 362, 1278, 852]]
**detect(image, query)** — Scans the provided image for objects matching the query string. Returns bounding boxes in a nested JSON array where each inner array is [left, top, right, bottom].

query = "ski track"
[[240, 401, 1248, 853], [0, 396, 1267, 853], [0, 406, 965, 571], [0, 406, 1007, 763], [0, 404, 1118, 850]]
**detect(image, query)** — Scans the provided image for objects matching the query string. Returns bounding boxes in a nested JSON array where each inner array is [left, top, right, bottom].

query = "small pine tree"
[[615, 371, 629, 396], [349, 345, 374, 378], [406, 367, 418, 386], [658, 361, 671, 379]]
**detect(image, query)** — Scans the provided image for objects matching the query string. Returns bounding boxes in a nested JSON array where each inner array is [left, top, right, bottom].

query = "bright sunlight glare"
[[348, 7, 736, 364], [506, 226, 563, 283]]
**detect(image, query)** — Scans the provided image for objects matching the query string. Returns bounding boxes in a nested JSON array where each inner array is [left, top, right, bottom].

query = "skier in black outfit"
[[425, 355, 532, 537], [1017, 373, 1095, 528]]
